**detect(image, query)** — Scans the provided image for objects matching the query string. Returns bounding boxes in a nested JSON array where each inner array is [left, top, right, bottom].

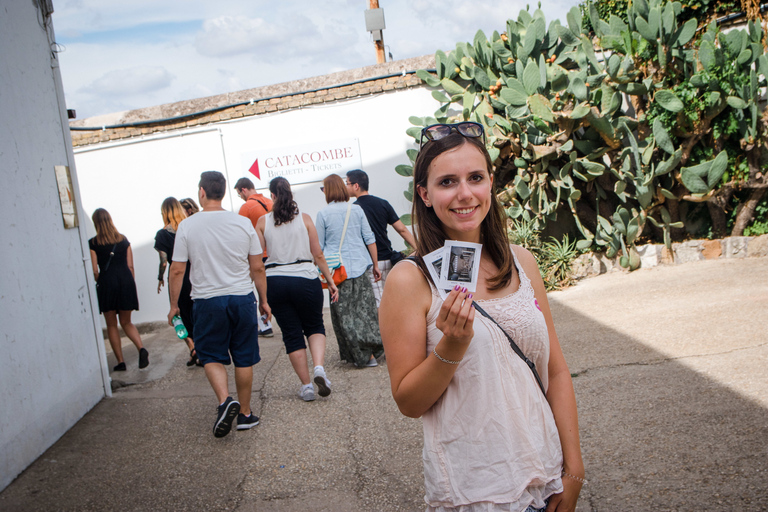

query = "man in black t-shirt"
[[346, 169, 416, 306]]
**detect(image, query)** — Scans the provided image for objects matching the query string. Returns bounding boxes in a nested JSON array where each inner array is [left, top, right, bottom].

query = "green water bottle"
[[172, 315, 188, 339]]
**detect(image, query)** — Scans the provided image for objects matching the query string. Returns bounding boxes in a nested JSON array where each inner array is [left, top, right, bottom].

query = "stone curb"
[[572, 233, 768, 279]]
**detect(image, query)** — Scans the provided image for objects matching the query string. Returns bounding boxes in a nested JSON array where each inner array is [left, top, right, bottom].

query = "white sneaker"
[[299, 384, 315, 402], [364, 356, 378, 367], [313, 367, 332, 397]]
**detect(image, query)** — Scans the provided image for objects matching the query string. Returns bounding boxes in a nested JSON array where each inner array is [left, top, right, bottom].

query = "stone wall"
[[572, 234, 768, 279]]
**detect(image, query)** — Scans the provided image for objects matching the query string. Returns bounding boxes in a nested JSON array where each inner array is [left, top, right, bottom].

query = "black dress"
[[154, 228, 195, 339], [89, 237, 140, 313]]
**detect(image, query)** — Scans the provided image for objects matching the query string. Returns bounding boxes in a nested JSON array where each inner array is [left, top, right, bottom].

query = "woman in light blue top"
[[316, 174, 384, 368]]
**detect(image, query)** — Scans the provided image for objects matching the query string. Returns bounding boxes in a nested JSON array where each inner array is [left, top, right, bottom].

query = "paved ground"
[[1, 257, 766, 511]]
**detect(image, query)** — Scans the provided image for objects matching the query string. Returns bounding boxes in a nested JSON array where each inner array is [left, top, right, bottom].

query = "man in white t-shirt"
[[168, 171, 271, 438]]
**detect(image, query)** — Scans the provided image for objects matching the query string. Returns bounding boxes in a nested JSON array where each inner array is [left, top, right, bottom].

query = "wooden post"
[[369, 0, 386, 64]]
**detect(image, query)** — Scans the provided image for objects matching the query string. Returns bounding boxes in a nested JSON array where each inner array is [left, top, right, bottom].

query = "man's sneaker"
[[258, 328, 273, 338], [138, 348, 149, 369], [313, 368, 332, 397], [299, 384, 315, 402], [213, 397, 240, 438], [236, 413, 260, 430]]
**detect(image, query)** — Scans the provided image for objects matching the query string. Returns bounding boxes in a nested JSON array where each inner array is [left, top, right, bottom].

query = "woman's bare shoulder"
[[382, 259, 433, 308]]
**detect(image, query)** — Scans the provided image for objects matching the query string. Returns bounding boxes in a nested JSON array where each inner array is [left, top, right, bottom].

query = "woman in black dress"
[[89, 208, 148, 371], [155, 197, 199, 367]]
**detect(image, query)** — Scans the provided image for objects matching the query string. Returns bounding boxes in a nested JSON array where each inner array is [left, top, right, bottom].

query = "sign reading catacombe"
[[241, 138, 362, 187]]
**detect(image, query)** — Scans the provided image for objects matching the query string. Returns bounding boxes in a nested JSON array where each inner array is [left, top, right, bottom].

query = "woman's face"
[[417, 142, 493, 243]]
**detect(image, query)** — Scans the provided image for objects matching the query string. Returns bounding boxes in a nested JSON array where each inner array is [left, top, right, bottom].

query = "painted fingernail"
[[454, 285, 461, 291], [467, 294, 473, 300], [462, 287, 467, 293]]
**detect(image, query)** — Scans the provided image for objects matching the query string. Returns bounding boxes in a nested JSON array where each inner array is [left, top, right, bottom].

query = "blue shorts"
[[193, 292, 261, 367], [266, 276, 325, 354]]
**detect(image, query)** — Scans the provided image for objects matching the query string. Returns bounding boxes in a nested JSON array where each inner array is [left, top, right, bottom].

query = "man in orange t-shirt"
[[234, 177, 275, 337], [234, 177, 273, 229]]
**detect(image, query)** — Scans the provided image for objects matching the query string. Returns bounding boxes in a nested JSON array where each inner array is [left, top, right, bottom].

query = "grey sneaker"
[[313, 368, 332, 397], [299, 384, 315, 402]]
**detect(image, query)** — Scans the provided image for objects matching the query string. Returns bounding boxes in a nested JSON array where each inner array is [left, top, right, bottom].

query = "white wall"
[[74, 88, 441, 324], [0, 2, 109, 491]]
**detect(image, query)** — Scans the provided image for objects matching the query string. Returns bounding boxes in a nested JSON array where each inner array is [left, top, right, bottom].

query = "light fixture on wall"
[[364, 2, 386, 64]]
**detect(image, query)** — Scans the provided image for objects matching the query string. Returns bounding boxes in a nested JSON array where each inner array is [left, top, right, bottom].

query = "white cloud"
[[194, 16, 281, 57], [52, 0, 583, 119], [81, 66, 175, 96]]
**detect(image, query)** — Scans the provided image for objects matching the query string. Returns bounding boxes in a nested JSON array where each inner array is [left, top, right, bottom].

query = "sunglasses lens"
[[457, 122, 483, 138], [424, 125, 452, 141]]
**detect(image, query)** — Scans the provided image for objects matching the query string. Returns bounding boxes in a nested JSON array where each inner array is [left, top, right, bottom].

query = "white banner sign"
[[241, 138, 362, 187]]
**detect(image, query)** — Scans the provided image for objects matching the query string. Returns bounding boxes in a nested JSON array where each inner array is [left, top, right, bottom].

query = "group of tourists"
[[89, 121, 586, 511]]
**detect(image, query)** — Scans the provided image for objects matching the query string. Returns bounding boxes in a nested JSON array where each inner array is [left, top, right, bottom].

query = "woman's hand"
[[328, 282, 339, 303], [157, 278, 164, 294], [545, 475, 582, 512], [372, 266, 382, 282], [435, 286, 475, 348]]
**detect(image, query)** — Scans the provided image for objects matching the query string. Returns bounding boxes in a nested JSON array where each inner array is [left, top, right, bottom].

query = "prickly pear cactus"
[[399, 0, 767, 269]]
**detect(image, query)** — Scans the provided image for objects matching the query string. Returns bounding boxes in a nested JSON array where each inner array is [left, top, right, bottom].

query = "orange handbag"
[[320, 265, 347, 289]]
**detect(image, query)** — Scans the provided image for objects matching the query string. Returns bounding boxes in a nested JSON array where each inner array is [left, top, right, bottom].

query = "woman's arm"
[[315, 211, 326, 252], [126, 245, 135, 279], [379, 263, 475, 418], [157, 250, 168, 293], [90, 249, 99, 282], [303, 213, 339, 303], [514, 246, 584, 512], [255, 216, 267, 256]]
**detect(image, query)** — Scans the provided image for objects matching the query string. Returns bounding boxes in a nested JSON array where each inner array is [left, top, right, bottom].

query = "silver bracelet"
[[562, 471, 588, 485], [432, 347, 461, 365]]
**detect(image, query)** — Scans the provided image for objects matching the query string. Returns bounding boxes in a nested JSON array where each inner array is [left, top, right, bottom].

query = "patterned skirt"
[[330, 270, 384, 366]]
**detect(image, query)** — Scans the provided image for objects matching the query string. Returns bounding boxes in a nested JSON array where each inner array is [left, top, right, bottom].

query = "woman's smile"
[[417, 142, 492, 242]]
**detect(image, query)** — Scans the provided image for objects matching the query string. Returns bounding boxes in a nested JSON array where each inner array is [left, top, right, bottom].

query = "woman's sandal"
[[187, 349, 198, 367]]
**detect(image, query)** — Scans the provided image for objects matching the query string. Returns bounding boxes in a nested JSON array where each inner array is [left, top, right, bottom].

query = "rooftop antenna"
[[365, 1, 386, 64]]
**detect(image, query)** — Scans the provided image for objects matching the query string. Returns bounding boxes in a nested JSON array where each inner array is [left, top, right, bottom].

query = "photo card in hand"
[[439, 240, 482, 293], [423, 247, 452, 300]]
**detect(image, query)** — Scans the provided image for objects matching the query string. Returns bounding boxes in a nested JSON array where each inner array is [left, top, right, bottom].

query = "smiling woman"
[[379, 132, 585, 511]]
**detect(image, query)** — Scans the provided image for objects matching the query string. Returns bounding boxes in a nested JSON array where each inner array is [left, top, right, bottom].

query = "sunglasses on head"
[[420, 122, 485, 149]]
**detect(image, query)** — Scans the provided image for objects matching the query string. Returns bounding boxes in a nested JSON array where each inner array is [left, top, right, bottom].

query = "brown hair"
[[179, 198, 199, 215], [91, 208, 125, 245], [160, 197, 187, 230], [322, 174, 349, 203], [412, 134, 514, 291], [269, 177, 298, 225], [234, 177, 255, 192]]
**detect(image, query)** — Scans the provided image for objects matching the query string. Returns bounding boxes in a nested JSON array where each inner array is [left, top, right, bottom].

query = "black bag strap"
[[101, 243, 118, 274], [264, 259, 313, 269], [406, 255, 545, 396], [254, 198, 270, 212], [473, 302, 547, 396]]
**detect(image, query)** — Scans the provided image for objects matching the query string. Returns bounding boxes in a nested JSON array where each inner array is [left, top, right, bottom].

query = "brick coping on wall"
[[69, 55, 436, 148], [572, 234, 768, 279]]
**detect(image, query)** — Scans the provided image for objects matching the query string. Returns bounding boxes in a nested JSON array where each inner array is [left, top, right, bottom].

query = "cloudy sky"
[[52, 0, 581, 121]]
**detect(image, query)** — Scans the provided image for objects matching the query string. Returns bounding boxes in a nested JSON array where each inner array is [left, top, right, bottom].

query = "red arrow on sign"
[[248, 159, 260, 180]]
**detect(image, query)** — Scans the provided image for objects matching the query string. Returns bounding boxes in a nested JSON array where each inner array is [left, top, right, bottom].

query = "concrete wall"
[[0, 1, 110, 491], [74, 88, 441, 324]]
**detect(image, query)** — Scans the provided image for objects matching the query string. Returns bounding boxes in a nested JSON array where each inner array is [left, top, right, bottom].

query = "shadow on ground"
[[0, 258, 766, 511]]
